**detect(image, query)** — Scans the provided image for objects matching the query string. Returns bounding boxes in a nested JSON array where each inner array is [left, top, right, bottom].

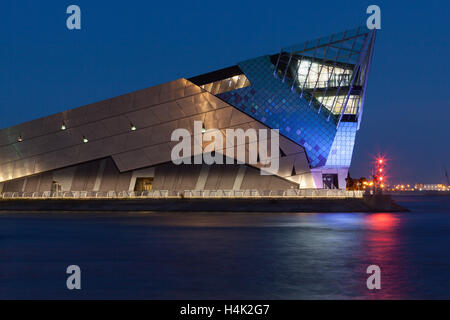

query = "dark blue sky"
[[1, 0, 449, 184]]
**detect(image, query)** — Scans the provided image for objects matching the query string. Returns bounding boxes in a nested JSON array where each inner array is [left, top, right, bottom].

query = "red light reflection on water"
[[356, 213, 410, 299], [366, 213, 399, 231]]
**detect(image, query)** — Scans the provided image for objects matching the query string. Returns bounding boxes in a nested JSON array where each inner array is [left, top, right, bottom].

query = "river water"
[[1, 195, 449, 299]]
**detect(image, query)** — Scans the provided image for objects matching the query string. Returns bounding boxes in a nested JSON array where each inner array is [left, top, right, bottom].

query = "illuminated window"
[[134, 178, 153, 191], [315, 94, 360, 115], [200, 74, 251, 95], [295, 58, 353, 90]]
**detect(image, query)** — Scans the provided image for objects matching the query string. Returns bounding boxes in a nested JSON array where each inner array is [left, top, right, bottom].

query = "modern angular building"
[[0, 26, 375, 194]]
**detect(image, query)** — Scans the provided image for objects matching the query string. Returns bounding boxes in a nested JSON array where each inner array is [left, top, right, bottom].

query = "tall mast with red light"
[[374, 156, 386, 192]]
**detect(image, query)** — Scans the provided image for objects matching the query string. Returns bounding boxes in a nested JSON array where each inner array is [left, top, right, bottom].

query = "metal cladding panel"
[[175, 165, 202, 190], [240, 166, 293, 190], [77, 138, 112, 163], [184, 83, 204, 97], [108, 93, 134, 115], [203, 107, 233, 130], [149, 120, 180, 145], [175, 96, 200, 116], [100, 115, 134, 136], [133, 85, 161, 109], [3, 178, 25, 193], [229, 107, 254, 127], [279, 135, 306, 156], [293, 153, 311, 174], [176, 114, 204, 134], [276, 155, 298, 177], [0, 145, 20, 163], [98, 157, 121, 191], [37, 172, 53, 192], [0, 79, 189, 148], [0, 77, 311, 184], [0, 120, 43, 146], [141, 142, 179, 169], [115, 171, 132, 191], [125, 108, 160, 129], [112, 149, 152, 172], [71, 162, 97, 191], [12, 157, 36, 179], [151, 101, 185, 123], [76, 121, 111, 141], [24, 175, 40, 192], [177, 94, 217, 115], [217, 56, 337, 168], [84, 100, 111, 123], [0, 79, 195, 182]]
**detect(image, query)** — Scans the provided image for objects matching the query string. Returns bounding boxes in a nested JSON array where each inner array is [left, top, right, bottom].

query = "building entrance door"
[[134, 178, 154, 191], [322, 174, 338, 189]]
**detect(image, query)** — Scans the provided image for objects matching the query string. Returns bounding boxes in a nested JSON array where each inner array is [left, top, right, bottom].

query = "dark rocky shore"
[[0, 195, 407, 213]]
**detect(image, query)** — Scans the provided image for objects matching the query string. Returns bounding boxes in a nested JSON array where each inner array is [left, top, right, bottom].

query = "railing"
[[0, 189, 364, 199], [299, 79, 352, 90]]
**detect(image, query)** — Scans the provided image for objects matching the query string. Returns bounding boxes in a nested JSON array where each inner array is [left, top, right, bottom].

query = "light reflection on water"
[[360, 213, 405, 299], [0, 195, 449, 299]]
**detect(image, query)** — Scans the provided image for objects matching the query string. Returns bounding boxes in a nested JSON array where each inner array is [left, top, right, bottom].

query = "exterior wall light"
[[83, 136, 88, 143], [201, 123, 206, 133], [130, 123, 137, 131], [17, 135, 23, 142], [61, 122, 66, 130]]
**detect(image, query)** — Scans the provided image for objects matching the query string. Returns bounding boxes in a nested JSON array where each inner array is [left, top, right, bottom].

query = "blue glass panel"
[[217, 56, 337, 168], [325, 122, 358, 167]]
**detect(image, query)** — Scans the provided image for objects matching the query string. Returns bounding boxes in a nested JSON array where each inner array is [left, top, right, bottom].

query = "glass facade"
[[295, 59, 353, 89], [272, 26, 373, 121], [218, 56, 337, 168], [325, 122, 358, 167], [215, 26, 376, 170], [318, 94, 360, 115]]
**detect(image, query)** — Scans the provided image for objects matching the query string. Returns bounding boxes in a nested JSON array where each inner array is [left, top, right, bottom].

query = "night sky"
[[1, 0, 449, 184]]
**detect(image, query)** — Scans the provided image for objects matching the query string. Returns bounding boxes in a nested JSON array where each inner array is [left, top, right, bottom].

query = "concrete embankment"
[[0, 195, 407, 213]]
